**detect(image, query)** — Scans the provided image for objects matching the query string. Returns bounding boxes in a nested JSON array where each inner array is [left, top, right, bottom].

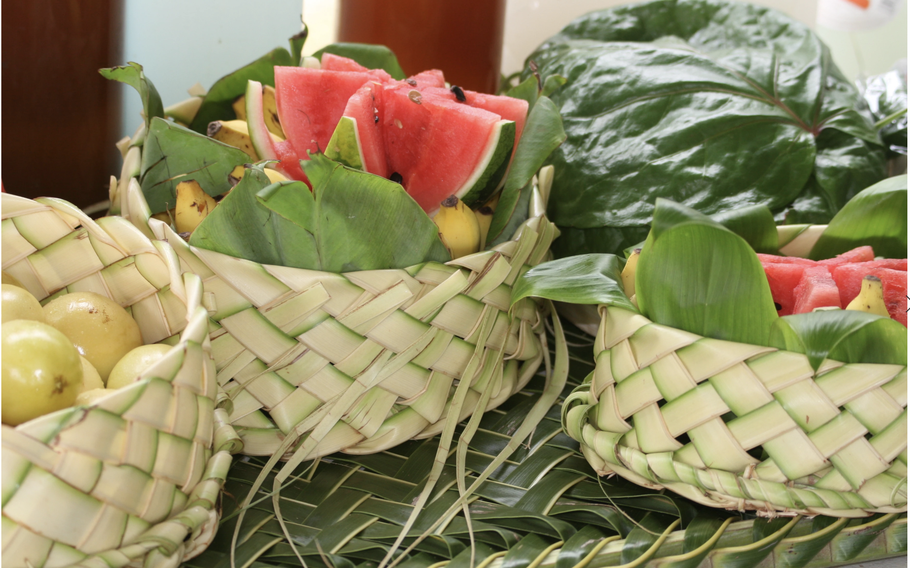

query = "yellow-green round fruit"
[[106, 344, 172, 390], [1, 284, 45, 324], [43, 292, 143, 382], [2, 319, 83, 426], [79, 356, 105, 393], [2, 272, 24, 288]]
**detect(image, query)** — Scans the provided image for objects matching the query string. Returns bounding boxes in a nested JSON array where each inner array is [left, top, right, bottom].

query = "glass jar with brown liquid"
[[337, 0, 507, 94]]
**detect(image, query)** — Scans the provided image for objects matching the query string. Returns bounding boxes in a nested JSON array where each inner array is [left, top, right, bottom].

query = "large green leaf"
[[139, 117, 250, 213], [314, 43, 406, 80], [808, 175, 907, 260], [99, 62, 164, 135], [487, 96, 566, 245], [189, 155, 450, 272], [635, 198, 779, 346], [511, 254, 636, 312], [529, 0, 887, 257], [188, 47, 295, 133], [769, 310, 908, 371]]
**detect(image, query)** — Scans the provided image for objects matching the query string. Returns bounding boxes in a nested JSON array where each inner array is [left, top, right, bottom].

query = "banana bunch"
[[431, 165, 554, 260], [845, 275, 890, 317]]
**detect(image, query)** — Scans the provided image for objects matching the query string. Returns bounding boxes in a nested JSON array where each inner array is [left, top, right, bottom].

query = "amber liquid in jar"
[[337, 0, 507, 94]]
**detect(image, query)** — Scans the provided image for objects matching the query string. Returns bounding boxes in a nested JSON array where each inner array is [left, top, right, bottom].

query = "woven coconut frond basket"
[[556, 225, 908, 519], [116, 167, 559, 465], [1, 193, 238, 568]]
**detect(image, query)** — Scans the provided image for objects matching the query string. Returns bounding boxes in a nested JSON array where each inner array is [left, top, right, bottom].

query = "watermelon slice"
[[817, 246, 876, 268], [762, 263, 808, 316], [756, 253, 816, 266], [408, 69, 447, 89], [326, 81, 388, 178], [381, 84, 515, 213], [792, 266, 842, 314], [422, 87, 528, 155], [320, 53, 392, 83], [875, 268, 908, 326], [275, 67, 378, 158]]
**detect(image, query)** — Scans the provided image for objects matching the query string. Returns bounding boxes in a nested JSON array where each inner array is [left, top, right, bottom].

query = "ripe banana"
[[434, 196, 482, 259], [174, 180, 217, 234], [845, 275, 890, 317], [208, 119, 284, 161], [621, 248, 641, 298], [474, 205, 494, 248], [231, 84, 284, 138], [208, 119, 258, 160]]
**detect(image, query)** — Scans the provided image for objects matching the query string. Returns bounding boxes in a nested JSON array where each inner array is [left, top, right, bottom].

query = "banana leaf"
[[769, 310, 908, 371], [188, 155, 450, 272], [99, 61, 165, 136], [807, 175, 907, 260], [138, 117, 250, 213], [182, 318, 907, 568], [635, 198, 779, 346]]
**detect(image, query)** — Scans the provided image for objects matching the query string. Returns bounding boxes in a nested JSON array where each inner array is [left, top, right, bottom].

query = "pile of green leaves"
[[526, 0, 891, 258]]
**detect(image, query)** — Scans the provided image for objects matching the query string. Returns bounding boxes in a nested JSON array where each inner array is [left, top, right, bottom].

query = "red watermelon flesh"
[[381, 85, 508, 213], [762, 263, 809, 316], [817, 246, 875, 267], [421, 87, 528, 156], [408, 69, 446, 89], [756, 253, 816, 266], [341, 81, 389, 178], [273, 139, 310, 185], [875, 268, 908, 326], [792, 266, 842, 314], [320, 53, 392, 83], [275, 67, 376, 158]]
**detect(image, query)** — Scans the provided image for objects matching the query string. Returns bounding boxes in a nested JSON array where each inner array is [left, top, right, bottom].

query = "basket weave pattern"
[[1, 194, 236, 568], [122, 180, 560, 460], [563, 305, 908, 518]]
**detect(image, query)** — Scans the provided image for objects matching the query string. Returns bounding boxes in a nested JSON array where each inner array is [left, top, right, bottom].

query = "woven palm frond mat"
[[184, 321, 907, 568]]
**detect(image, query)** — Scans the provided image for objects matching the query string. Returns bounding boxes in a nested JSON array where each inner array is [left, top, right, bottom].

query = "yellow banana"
[[434, 196, 482, 259], [231, 85, 284, 138], [229, 164, 290, 186], [208, 119, 258, 160], [474, 205, 494, 248], [845, 275, 890, 317], [174, 180, 217, 234], [209, 119, 285, 161], [621, 248, 641, 298]]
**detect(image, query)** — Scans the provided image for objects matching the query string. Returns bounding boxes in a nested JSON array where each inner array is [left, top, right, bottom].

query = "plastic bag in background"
[[861, 61, 908, 175], [817, 0, 905, 31]]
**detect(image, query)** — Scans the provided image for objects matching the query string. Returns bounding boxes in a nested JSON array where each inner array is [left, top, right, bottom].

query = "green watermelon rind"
[[326, 116, 366, 171], [454, 119, 516, 211]]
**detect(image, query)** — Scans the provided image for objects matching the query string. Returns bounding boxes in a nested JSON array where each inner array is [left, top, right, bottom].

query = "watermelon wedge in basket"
[[255, 55, 528, 215]]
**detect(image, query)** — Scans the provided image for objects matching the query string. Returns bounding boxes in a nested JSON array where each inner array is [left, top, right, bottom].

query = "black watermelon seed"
[[450, 85, 466, 102], [390, 172, 403, 184], [406, 78, 418, 86]]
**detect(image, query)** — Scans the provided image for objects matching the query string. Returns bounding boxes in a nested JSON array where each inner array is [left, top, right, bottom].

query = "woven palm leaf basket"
[[548, 219, 908, 519], [1, 193, 239, 568], [117, 170, 558, 464]]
